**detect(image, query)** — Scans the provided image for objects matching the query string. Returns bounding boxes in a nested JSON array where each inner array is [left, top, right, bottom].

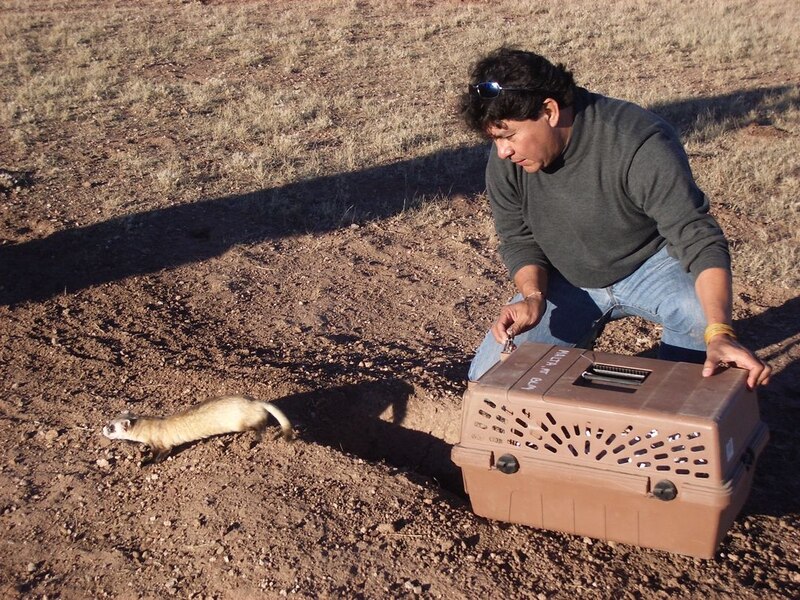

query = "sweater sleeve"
[[486, 150, 551, 279], [625, 127, 730, 279]]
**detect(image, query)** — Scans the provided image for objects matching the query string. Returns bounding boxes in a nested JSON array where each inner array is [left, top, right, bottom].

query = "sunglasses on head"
[[470, 81, 537, 99]]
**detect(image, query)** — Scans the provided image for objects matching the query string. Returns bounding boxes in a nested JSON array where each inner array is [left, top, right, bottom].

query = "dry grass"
[[0, 0, 798, 286]]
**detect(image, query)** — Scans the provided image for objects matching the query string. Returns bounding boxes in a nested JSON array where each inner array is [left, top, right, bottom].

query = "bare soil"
[[1, 3, 799, 599]]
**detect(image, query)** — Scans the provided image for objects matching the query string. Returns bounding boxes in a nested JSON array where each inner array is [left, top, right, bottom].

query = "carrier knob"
[[496, 454, 520, 474], [652, 479, 678, 501]]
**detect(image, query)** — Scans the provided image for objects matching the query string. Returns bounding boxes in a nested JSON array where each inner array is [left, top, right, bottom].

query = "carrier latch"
[[652, 479, 678, 501], [495, 453, 520, 474], [500, 331, 517, 361]]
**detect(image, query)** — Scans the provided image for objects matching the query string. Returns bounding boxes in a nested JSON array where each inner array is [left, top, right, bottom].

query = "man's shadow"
[[0, 144, 487, 306]]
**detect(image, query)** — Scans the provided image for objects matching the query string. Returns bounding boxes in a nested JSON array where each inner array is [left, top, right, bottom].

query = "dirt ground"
[[1, 3, 799, 600]]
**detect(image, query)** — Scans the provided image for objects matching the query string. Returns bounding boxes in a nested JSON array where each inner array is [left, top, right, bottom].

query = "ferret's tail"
[[261, 402, 294, 441]]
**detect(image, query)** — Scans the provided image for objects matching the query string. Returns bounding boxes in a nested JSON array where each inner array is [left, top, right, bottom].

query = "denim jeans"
[[468, 247, 707, 381]]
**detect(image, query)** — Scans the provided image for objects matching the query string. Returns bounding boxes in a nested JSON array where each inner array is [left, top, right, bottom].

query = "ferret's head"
[[102, 411, 138, 440]]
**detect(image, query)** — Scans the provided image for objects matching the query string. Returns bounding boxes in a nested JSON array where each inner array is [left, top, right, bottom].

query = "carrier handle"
[[580, 362, 650, 388]]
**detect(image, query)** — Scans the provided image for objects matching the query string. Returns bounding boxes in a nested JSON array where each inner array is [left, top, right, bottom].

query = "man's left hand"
[[703, 335, 771, 390]]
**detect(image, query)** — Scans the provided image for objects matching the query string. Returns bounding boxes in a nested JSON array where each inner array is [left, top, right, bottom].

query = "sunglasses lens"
[[475, 82, 502, 99]]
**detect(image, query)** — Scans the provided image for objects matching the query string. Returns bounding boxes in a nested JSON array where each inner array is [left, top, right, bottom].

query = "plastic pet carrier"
[[451, 343, 767, 558]]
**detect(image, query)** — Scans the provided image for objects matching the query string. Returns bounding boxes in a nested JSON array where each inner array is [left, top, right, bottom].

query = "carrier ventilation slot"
[[473, 400, 712, 479]]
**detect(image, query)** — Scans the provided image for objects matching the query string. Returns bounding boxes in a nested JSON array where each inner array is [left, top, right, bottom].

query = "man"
[[460, 47, 770, 389]]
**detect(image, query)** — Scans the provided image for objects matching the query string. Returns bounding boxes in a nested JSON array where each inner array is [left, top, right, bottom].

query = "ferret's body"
[[102, 395, 293, 463]]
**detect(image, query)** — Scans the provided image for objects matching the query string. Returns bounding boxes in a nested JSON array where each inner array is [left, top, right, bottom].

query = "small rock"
[[96, 458, 110, 469], [165, 578, 178, 596]]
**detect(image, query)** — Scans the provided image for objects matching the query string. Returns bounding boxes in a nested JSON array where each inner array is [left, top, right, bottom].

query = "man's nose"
[[496, 140, 513, 159]]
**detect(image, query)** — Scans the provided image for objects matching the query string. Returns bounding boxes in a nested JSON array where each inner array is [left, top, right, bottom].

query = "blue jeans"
[[468, 247, 707, 381]]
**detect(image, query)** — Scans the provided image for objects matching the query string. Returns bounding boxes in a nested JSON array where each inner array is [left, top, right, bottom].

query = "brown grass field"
[[1, 0, 798, 598]]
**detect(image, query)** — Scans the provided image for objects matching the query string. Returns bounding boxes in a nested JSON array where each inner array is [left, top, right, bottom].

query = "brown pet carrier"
[[451, 343, 767, 558]]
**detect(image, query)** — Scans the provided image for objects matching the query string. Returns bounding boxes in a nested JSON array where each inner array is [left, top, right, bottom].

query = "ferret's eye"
[[108, 424, 116, 432]]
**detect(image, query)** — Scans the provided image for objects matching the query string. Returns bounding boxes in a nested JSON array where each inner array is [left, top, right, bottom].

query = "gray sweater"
[[487, 88, 730, 289]]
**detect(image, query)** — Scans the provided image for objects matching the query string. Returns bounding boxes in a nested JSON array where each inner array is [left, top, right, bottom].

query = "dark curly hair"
[[460, 47, 577, 136]]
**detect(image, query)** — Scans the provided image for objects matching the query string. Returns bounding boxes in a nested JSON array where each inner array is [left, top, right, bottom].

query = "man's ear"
[[542, 97, 561, 126]]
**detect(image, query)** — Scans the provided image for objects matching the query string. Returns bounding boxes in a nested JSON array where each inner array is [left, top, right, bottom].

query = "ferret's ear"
[[121, 419, 132, 432]]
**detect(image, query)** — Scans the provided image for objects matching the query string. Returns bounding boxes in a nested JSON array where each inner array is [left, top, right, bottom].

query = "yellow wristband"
[[523, 291, 544, 301], [704, 323, 736, 345]]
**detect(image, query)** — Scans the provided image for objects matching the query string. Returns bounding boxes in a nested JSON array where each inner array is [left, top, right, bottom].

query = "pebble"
[[96, 458, 110, 469], [376, 523, 394, 534]]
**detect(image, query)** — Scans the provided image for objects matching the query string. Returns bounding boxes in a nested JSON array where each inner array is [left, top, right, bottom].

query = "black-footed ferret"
[[102, 395, 294, 463]]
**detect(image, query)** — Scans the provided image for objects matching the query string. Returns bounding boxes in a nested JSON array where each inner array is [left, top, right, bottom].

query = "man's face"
[[487, 112, 567, 173]]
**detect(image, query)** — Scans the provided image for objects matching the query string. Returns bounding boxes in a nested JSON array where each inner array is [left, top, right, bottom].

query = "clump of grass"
[[153, 157, 188, 195]]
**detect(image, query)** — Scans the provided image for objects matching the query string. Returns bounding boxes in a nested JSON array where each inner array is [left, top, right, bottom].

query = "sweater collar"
[[544, 87, 589, 173]]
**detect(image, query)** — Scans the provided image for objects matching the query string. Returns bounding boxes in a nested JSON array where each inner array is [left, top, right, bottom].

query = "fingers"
[[491, 300, 541, 343], [490, 311, 514, 343], [704, 337, 771, 389], [491, 320, 509, 343], [747, 361, 771, 390]]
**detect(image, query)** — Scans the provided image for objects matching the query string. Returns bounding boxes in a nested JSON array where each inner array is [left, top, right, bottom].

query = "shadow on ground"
[[274, 379, 466, 495], [736, 296, 800, 518], [0, 144, 488, 305], [649, 84, 797, 135]]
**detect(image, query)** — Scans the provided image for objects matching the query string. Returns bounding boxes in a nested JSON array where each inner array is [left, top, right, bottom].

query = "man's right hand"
[[490, 295, 547, 343]]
